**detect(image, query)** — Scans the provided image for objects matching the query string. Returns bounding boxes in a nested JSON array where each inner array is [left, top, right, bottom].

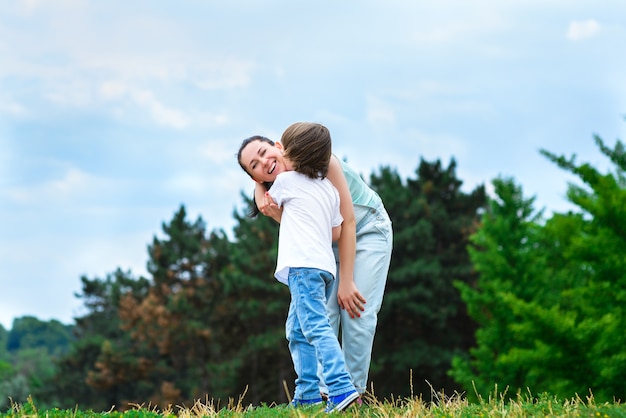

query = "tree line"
[[2, 130, 625, 411]]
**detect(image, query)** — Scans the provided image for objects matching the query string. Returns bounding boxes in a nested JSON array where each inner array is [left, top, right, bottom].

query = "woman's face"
[[239, 139, 290, 183]]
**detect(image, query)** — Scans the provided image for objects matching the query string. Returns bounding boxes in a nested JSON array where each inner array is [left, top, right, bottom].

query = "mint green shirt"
[[338, 157, 379, 208]]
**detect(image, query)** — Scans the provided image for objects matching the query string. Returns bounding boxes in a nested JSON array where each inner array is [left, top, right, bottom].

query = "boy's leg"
[[288, 267, 356, 398], [319, 258, 341, 396], [286, 290, 322, 401]]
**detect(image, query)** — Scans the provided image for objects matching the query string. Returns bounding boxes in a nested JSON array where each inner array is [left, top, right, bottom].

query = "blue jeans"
[[322, 199, 393, 393], [286, 267, 356, 400]]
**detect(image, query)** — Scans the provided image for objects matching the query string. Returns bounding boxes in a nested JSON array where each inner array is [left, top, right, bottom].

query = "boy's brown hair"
[[281, 122, 332, 179]]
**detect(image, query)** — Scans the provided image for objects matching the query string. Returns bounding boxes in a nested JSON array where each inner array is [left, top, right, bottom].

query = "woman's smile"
[[239, 139, 286, 182]]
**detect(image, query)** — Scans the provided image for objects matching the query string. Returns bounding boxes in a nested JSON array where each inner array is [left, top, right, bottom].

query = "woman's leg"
[[340, 203, 393, 393]]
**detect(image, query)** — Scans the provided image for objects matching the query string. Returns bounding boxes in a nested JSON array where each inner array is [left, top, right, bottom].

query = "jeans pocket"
[[373, 214, 392, 241]]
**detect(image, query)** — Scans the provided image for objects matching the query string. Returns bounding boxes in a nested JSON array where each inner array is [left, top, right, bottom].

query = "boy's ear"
[[275, 141, 284, 151]]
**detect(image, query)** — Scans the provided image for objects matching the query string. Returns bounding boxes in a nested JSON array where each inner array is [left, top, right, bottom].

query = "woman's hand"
[[337, 277, 366, 319], [261, 191, 283, 222]]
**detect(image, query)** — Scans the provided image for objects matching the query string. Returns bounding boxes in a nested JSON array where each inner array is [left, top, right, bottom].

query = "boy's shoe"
[[324, 390, 360, 413], [290, 397, 323, 407]]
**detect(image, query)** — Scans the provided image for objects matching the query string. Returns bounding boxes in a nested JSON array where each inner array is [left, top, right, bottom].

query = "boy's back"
[[268, 171, 343, 285]]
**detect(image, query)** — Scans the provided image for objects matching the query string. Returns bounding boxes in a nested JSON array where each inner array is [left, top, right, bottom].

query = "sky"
[[1, 1, 625, 330]]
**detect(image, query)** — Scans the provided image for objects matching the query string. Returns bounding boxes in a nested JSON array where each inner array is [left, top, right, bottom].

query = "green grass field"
[[3, 389, 626, 418]]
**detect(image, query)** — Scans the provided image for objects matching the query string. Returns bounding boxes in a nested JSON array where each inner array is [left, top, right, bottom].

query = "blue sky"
[[1, 1, 625, 329]]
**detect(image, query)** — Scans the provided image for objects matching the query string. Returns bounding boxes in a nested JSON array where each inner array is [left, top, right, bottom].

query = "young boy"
[[240, 122, 360, 412]]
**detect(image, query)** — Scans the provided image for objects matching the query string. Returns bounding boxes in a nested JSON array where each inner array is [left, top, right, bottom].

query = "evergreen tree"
[[221, 193, 293, 404], [97, 205, 233, 408], [0, 325, 8, 361], [49, 201, 288, 409], [369, 159, 487, 398], [452, 132, 626, 402], [533, 135, 626, 401], [7, 316, 73, 356], [48, 269, 150, 410], [1, 317, 74, 409], [450, 177, 548, 399]]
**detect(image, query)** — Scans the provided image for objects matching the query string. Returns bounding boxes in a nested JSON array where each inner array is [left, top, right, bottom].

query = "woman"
[[237, 124, 393, 395]]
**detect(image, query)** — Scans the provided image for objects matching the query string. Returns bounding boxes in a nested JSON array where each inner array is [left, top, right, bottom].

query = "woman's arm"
[[327, 155, 366, 318]]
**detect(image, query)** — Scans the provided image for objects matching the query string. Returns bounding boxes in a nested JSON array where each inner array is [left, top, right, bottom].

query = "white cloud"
[[98, 82, 191, 129], [16, 0, 40, 16], [44, 79, 93, 106], [567, 19, 601, 41], [199, 139, 245, 164], [163, 173, 211, 195], [0, 99, 26, 116], [145, 100, 190, 129], [100, 80, 128, 100], [4, 168, 104, 205], [409, 7, 509, 45], [366, 97, 396, 128], [191, 59, 256, 90]]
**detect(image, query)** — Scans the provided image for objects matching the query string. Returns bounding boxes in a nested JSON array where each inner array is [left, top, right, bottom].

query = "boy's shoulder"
[[277, 171, 317, 182], [276, 171, 298, 179]]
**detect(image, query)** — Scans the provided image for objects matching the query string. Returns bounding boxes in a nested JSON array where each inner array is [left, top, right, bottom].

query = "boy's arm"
[[332, 224, 342, 242]]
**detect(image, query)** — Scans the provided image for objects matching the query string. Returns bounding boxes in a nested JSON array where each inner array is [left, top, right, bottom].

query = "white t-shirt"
[[268, 171, 343, 285]]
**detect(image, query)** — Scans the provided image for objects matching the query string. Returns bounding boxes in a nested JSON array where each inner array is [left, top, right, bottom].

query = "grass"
[[3, 386, 626, 417]]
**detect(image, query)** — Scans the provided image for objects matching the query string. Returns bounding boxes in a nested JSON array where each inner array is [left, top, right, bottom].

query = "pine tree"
[[110, 205, 234, 407], [220, 192, 294, 404], [452, 132, 626, 402], [535, 135, 626, 401], [45, 269, 149, 410], [369, 159, 487, 398], [450, 177, 549, 399]]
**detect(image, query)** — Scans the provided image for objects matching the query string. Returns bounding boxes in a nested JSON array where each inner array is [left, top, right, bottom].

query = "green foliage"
[[43, 269, 150, 410], [219, 193, 292, 404], [88, 206, 236, 408], [0, 326, 8, 362], [65, 201, 288, 409], [536, 136, 626, 401], [6, 317, 73, 356], [0, 317, 75, 410], [452, 132, 626, 403], [369, 159, 487, 398]]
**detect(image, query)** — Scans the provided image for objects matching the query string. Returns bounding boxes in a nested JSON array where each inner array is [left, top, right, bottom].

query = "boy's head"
[[281, 122, 332, 179]]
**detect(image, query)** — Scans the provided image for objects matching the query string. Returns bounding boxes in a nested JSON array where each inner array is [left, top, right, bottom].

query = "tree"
[[48, 200, 289, 410], [452, 132, 626, 402], [90, 205, 233, 408], [47, 269, 150, 410], [7, 316, 73, 356], [533, 135, 626, 401], [220, 193, 293, 404], [1, 317, 74, 409], [450, 177, 549, 399], [369, 159, 487, 398], [0, 325, 8, 362]]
